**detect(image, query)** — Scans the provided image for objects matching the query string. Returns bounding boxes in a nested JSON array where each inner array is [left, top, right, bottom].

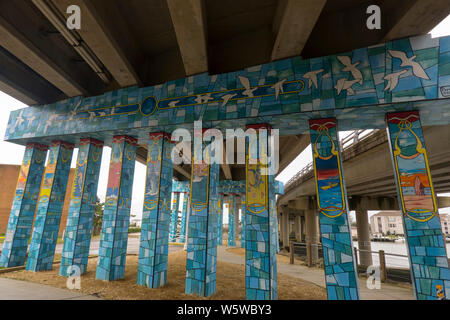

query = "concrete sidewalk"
[[217, 246, 414, 300], [0, 278, 101, 300]]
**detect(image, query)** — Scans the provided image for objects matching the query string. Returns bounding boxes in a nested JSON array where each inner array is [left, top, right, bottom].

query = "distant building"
[[370, 211, 404, 237], [370, 211, 450, 238]]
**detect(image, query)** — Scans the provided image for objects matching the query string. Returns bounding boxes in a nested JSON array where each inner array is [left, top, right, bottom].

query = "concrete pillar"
[[169, 192, 180, 242], [96, 135, 137, 281], [282, 210, 290, 249], [309, 118, 359, 300], [0, 143, 47, 267], [60, 138, 104, 276], [355, 208, 373, 268], [245, 124, 277, 300], [386, 111, 450, 300], [305, 209, 319, 264], [294, 214, 302, 242], [26, 141, 74, 272], [137, 132, 174, 288], [179, 192, 189, 243], [185, 129, 220, 297], [227, 196, 236, 247], [217, 193, 224, 245]]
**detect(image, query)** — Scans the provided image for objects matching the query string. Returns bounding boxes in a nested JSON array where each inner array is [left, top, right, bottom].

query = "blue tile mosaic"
[[26, 141, 74, 272], [0, 143, 47, 267], [309, 118, 359, 300], [96, 136, 137, 281], [59, 138, 103, 276], [386, 111, 450, 300], [137, 133, 174, 288]]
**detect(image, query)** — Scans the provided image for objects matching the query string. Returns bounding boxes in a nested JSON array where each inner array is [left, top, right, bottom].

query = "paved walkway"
[[217, 246, 414, 300], [0, 278, 101, 300]]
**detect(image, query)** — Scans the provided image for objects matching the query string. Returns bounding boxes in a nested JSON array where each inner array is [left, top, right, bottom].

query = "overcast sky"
[[0, 16, 449, 223]]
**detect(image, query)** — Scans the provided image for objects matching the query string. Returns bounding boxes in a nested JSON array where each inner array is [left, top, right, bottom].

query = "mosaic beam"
[[26, 141, 74, 272], [179, 193, 189, 243], [137, 132, 174, 288], [245, 124, 277, 300], [96, 135, 137, 281], [0, 143, 47, 267], [309, 118, 359, 300], [386, 111, 450, 300], [227, 196, 236, 247], [185, 130, 220, 297], [169, 192, 180, 242], [59, 138, 104, 276]]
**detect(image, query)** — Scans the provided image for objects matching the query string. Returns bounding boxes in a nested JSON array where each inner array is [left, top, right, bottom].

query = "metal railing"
[[284, 129, 378, 192]]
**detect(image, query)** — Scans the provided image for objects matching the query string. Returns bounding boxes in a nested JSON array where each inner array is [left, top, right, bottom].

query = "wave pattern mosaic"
[[309, 118, 359, 300], [386, 111, 450, 300], [5, 35, 450, 145]]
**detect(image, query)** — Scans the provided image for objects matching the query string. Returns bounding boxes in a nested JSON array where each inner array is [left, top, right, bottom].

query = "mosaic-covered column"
[[245, 124, 277, 300], [0, 143, 47, 268], [309, 118, 359, 300], [169, 192, 180, 242], [241, 195, 246, 248], [137, 132, 173, 288], [217, 193, 224, 245], [185, 129, 220, 297], [227, 196, 236, 247], [179, 193, 189, 243], [96, 135, 137, 281], [59, 138, 104, 276], [386, 111, 450, 300], [26, 141, 74, 272]]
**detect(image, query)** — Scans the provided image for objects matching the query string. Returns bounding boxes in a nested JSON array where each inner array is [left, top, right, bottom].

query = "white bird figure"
[[168, 100, 180, 108], [384, 69, 408, 92], [334, 78, 360, 95], [43, 114, 58, 133], [337, 56, 363, 85], [14, 110, 24, 128], [88, 112, 96, 120], [271, 79, 287, 100], [303, 69, 324, 89], [388, 50, 430, 80], [194, 93, 214, 104], [98, 112, 106, 117], [221, 93, 237, 107], [28, 115, 36, 126], [69, 99, 83, 120], [238, 76, 258, 98]]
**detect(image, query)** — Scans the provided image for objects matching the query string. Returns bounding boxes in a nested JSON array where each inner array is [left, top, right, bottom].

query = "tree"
[[93, 197, 104, 236]]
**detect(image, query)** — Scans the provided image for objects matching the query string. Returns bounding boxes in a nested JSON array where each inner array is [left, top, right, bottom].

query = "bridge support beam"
[[217, 193, 224, 245], [355, 209, 373, 268], [26, 141, 74, 272], [60, 138, 104, 276], [185, 130, 220, 297], [245, 124, 277, 300], [295, 214, 302, 243], [227, 196, 236, 247], [309, 118, 359, 300], [137, 133, 173, 288], [96, 136, 137, 281], [305, 209, 319, 265], [179, 192, 189, 243], [386, 111, 450, 300], [0, 143, 47, 267], [169, 192, 180, 242], [281, 210, 290, 249]]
